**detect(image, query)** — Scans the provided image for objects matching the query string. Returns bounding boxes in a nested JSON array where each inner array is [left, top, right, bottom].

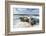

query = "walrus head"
[[19, 16, 29, 22]]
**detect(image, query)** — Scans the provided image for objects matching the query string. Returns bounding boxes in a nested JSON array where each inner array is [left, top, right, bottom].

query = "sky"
[[13, 8, 39, 15]]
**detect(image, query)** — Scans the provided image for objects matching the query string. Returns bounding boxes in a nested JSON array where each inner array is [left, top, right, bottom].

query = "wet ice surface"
[[13, 21, 39, 28], [13, 21, 39, 32], [13, 21, 31, 28]]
